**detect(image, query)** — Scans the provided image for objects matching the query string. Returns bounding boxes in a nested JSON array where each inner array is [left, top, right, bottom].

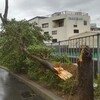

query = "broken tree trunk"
[[75, 46, 94, 100], [22, 46, 73, 80], [22, 47, 58, 73]]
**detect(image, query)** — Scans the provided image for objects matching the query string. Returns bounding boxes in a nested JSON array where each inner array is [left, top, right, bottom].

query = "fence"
[[47, 33, 100, 78]]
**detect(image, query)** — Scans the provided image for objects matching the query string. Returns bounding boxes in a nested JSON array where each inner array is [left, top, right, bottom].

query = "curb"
[[0, 67, 63, 100]]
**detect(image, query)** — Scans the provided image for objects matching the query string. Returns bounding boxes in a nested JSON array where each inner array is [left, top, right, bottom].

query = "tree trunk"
[[3, 0, 8, 20], [0, 0, 8, 24], [75, 47, 94, 100], [22, 47, 58, 73]]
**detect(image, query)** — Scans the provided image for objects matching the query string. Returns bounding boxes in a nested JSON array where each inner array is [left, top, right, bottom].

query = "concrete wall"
[[29, 11, 90, 43]]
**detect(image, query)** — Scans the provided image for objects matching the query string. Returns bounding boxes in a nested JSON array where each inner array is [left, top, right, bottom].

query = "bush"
[[0, 19, 52, 73], [94, 74, 100, 99], [28, 64, 75, 94], [28, 61, 42, 80], [51, 55, 72, 65]]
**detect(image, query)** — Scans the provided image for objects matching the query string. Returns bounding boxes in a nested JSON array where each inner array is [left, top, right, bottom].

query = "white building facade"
[[29, 11, 90, 43]]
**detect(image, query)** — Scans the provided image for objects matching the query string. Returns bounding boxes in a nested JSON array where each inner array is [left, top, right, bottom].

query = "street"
[[0, 68, 44, 100]]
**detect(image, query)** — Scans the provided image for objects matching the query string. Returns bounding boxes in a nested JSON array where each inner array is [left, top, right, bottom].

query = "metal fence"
[[47, 33, 100, 77]]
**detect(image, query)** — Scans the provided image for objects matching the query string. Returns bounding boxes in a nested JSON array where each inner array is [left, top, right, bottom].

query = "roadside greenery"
[[0, 0, 95, 99], [27, 55, 75, 95], [0, 18, 96, 99], [51, 55, 72, 65], [0, 18, 76, 95], [28, 62, 75, 94], [94, 74, 100, 99], [0, 19, 52, 72]]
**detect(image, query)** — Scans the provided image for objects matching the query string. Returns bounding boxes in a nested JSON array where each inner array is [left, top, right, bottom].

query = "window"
[[84, 20, 87, 25], [69, 17, 83, 20], [73, 25, 77, 27], [52, 31, 57, 35], [42, 23, 49, 28], [52, 39, 57, 43], [52, 19, 64, 28], [44, 32, 49, 35], [58, 21, 64, 27], [74, 29, 79, 33]]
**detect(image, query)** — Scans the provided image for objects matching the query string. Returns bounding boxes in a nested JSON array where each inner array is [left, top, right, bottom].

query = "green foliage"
[[94, 74, 100, 99], [28, 67, 40, 81], [0, 19, 52, 72], [24, 58, 33, 66], [0, 18, 74, 95], [51, 55, 72, 64], [28, 45, 53, 59], [28, 65, 74, 94]]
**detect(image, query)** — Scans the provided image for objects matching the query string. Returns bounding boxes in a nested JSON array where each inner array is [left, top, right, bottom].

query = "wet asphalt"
[[0, 68, 44, 100]]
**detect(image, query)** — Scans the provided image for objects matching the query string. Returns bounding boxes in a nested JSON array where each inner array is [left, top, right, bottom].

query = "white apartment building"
[[90, 23, 100, 31], [29, 11, 90, 43]]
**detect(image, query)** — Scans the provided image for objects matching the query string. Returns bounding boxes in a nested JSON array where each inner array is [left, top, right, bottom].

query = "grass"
[[94, 74, 100, 100]]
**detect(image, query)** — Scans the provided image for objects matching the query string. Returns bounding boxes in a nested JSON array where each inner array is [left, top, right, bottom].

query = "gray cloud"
[[0, 0, 100, 26], [63, 0, 91, 8]]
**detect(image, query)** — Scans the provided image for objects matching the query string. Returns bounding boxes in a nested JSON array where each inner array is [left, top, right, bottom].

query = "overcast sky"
[[0, 0, 100, 26]]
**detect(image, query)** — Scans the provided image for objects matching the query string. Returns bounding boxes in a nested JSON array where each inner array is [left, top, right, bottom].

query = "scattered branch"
[[0, 13, 4, 23]]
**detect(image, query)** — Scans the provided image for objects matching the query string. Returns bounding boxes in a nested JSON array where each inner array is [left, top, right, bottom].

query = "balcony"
[[52, 19, 64, 28]]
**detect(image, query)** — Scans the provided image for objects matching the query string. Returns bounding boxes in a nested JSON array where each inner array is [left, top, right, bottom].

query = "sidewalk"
[[0, 66, 63, 100]]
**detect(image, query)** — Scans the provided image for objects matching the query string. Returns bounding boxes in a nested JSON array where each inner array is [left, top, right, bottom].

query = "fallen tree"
[[22, 45, 57, 73], [0, 0, 58, 73]]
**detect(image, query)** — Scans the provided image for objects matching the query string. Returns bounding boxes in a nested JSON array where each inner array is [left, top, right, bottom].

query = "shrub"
[[28, 64, 75, 94], [51, 55, 72, 65], [94, 74, 100, 99]]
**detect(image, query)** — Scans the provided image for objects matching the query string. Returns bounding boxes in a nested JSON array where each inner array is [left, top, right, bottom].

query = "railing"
[[45, 11, 88, 18], [47, 33, 100, 77]]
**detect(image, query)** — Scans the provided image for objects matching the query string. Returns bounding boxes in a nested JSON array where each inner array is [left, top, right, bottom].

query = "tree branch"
[[16, 30, 57, 73], [0, 0, 8, 25], [19, 41, 57, 73], [0, 13, 4, 23], [3, 0, 8, 21], [22, 46, 58, 73]]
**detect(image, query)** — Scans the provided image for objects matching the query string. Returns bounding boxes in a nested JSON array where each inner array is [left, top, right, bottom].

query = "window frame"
[[52, 30, 57, 35], [44, 32, 49, 35], [42, 23, 49, 28], [74, 29, 79, 33], [52, 39, 57, 43], [73, 25, 77, 27], [84, 20, 87, 25]]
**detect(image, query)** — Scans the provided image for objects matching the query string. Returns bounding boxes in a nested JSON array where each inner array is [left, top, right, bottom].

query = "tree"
[[74, 46, 94, 100], [0, 0, 57, 73], [0, 0, 8, 24]]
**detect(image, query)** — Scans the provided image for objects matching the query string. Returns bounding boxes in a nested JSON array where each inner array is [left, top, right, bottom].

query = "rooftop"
[[49, 11, 88, 17], [28, 11, 88, 21]]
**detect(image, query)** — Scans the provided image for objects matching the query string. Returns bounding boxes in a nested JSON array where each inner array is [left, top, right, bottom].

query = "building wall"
[[29, 11, 90, 43], [66, 14, 90, 38]]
